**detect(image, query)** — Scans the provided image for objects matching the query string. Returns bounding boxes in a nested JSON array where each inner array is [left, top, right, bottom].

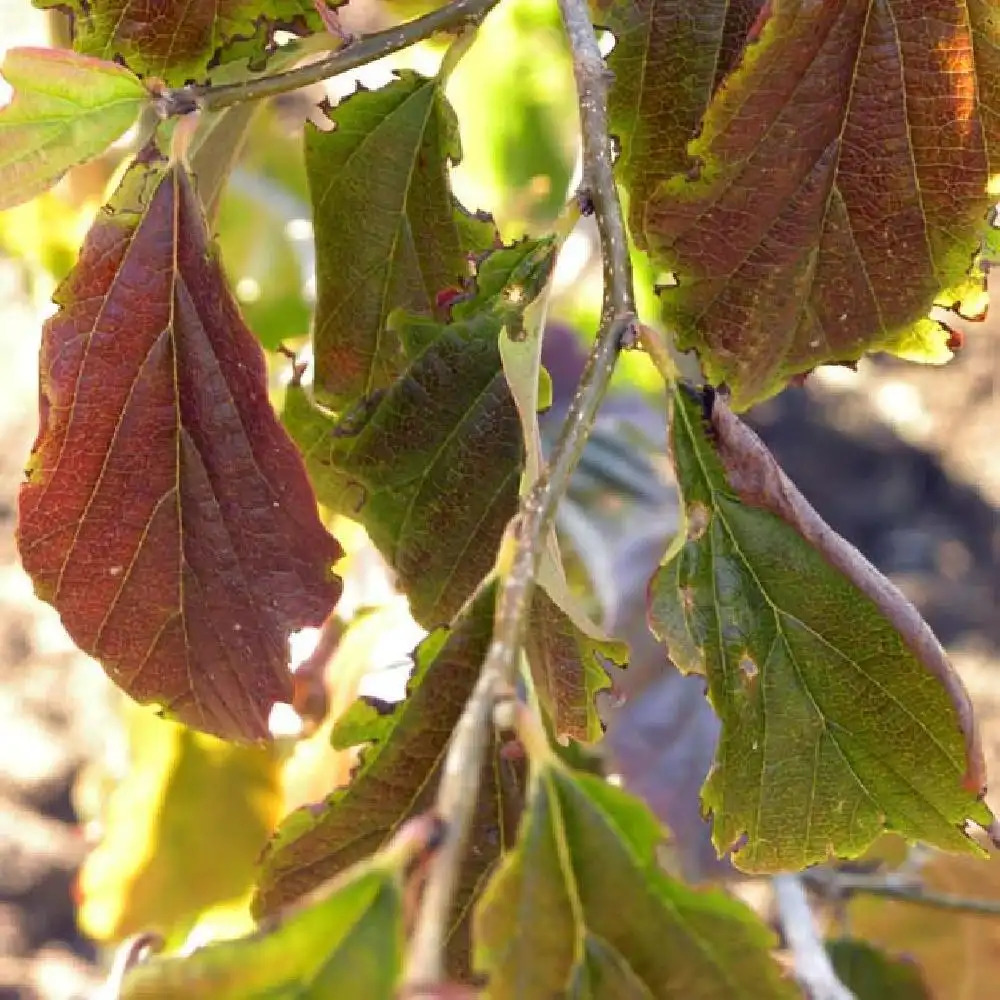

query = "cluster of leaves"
[[3, 0, 1000, 995]]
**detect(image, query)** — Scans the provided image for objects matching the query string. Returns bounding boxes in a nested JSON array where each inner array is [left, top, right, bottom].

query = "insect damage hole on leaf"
[[36, 0, 327, 87], [738, 654, 758, 684], [17, 155, 343, 743]]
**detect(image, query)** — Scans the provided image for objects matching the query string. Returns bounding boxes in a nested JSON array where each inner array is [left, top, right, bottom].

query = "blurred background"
[[1, 2, 998, 997]]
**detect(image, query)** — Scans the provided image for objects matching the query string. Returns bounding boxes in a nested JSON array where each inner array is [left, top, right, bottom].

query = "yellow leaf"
[[78, 701, 282, 944]]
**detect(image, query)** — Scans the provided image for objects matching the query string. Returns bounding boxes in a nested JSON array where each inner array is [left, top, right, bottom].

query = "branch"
[[154, 0, 502, 117], [803, 867, 1000, 919], [402, 0, 636, 991], [773, 875, 856, 1000]]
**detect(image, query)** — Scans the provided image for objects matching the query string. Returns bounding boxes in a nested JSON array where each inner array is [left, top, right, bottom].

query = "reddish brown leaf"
[[37, 0, 324, 86], [604, 0, 767, 242], [17, 156, 342, 742], [641, 0, 1000, 408], [714, 0, 768, 87]]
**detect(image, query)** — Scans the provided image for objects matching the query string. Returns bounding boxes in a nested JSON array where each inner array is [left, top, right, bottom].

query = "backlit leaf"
[[474, 757, 794, 998], [648, 384, 993, 870], [0, 47, 147, 211], [78, 701, 281, 944], [284, 243, 551, 627], [306, 71, 495, 405], [603, 0, 766, 240], [632, 0, 1000, 408], [121, 861, 403, 998], [253, 584, 523, 973], [473, 238, 624, 739], [36, 0, 323, 86], [525, 587, 625, 742], [17, 158, 342, 742]]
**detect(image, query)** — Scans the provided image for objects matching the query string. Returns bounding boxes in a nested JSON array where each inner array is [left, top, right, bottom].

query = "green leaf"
[[286, 236, 614, 734], [36, 0, 323, 86], [827, 938, 931, 1000], [253, 584, 523, 974], [474, 758, 794, 998], [603, 0, 766, 243], [306, 71, 495, 405], [283, 327, 517, 626], [638, 1, 1000, 408], [649, 384, 993, 871], [121, 862, 403, 998], [488, 238, 558, 488], [78, 702, 281, 945], [284, 244, 548, 626], [286, 235, 613, 738], [525, 587, 625, 742], [0, 47, 147, 211]]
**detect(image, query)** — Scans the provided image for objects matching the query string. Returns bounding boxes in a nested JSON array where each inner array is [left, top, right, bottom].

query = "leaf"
[[468, 242, 626, 742], [37, 0, 323, 86], [603, 0, 765, 240], [826, 938, 931, 1000], [0, 47, 147, 211], [284, 244, 549, 627], [474, 758, 794, 999], [253, 584, 523, 974], [648, 384, 993, 871], [121, 861, 403, 998], [287, 241, 612, 739], [480, 239, 558, 490], [78, 701, 282, 944], [306, 71, 495, 405], [16, 158, 342, 742], [635, 0, 1000, 408], [525, 587, 626, 742]]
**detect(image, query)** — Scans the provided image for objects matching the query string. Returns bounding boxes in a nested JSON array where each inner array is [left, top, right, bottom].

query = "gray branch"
[[774, 874, 855, 1000], [155, 0, 503, 116], [401, 0, 636, 990]]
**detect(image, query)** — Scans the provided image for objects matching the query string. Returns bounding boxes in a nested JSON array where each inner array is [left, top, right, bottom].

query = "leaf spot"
[[686, 501, 711, 540]]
